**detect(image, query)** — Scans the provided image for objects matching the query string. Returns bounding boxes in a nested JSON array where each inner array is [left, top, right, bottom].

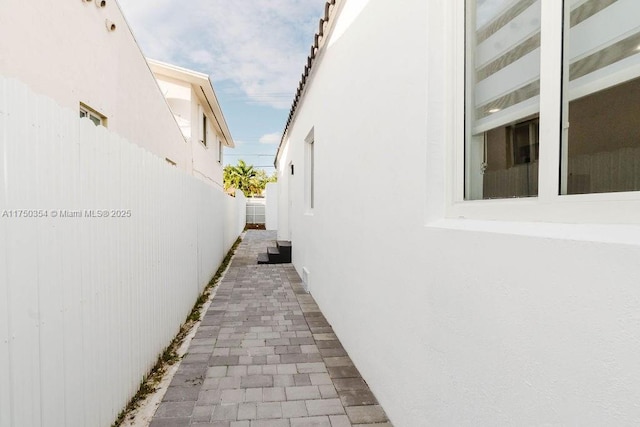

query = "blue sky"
[[117, 0, 327, 173]]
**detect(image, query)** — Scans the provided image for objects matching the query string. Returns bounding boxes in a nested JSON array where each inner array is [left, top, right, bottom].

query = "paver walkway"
[[150, 230, 391, 427]]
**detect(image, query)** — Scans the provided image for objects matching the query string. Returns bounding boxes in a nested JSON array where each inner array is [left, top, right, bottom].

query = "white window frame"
[[79, 103, 106, 127], [448, 0, 640, 225], [218, 136, 223, 164]]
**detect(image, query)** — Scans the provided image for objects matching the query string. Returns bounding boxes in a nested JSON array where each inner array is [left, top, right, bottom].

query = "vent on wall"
[[302, 267, 310, 292]]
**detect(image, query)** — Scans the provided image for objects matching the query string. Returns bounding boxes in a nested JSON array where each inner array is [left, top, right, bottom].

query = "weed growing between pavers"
[[111, 236, 242, 427]]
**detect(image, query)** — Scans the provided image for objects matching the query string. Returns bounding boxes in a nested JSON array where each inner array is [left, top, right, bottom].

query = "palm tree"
[[224, 160, 257, 196]]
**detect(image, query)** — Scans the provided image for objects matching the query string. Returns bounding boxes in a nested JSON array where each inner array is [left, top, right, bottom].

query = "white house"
[[148, 60, 234, 188], [276, 0, 640, 425]]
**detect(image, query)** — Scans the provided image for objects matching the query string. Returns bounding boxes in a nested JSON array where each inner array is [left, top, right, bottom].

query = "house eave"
[[147, 58, 235, 148], [274, 0, 342, 169]]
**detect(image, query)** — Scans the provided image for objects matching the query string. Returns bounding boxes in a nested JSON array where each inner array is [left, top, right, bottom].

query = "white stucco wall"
[[0, 0, 187, 169], [155, 77, 192, 138], [190, 112, 224, 189], [277, 1, 640, 425]]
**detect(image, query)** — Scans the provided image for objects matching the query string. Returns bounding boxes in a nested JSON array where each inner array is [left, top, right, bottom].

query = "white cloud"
[[118, 0, 325, 109], [259, 132, 282, 144]]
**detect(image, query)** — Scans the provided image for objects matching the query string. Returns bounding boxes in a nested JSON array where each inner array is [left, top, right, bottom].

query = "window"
[[202, 114, 208, 147], [464, 0, 640, 200], [218, 136, 223, 164], [305, 128, 315, 210], [79, 103, 106, 127]]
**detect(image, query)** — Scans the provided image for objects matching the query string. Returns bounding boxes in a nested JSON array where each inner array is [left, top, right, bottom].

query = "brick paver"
[[150, 230, 391, 427]]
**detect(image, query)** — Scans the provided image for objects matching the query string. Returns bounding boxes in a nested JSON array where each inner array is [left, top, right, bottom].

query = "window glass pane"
[[562, 0, 640, 194], [465, 0, 541, 199]]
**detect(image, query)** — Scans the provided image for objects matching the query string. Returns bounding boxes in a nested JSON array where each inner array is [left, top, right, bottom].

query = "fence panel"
[[4, 78, 43, 427], [0, 76, 243, 427], [0, 75, 12, 427], [223, 190, 246, 251], [246, 198, 266, 224]]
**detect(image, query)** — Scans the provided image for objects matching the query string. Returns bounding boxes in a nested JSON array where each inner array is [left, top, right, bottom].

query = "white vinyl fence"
[[0, 76, 245, 427], [265, 183, 278, 231], [246, 198, 266, 224]]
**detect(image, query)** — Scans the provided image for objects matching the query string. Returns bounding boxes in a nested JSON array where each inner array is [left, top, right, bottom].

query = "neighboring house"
[[0, 0, 186, 167], [0, 1, 235, 186], [276, 1, 640, 426], [148, 60, 234, 189]]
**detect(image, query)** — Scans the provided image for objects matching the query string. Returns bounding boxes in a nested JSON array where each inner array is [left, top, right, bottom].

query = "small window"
[[79, 103, 106, 127], [218, 137, 223, 164], [202, 114, 208, 147], [305, 128, 315, 210], [310, 140, 314, 209]]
